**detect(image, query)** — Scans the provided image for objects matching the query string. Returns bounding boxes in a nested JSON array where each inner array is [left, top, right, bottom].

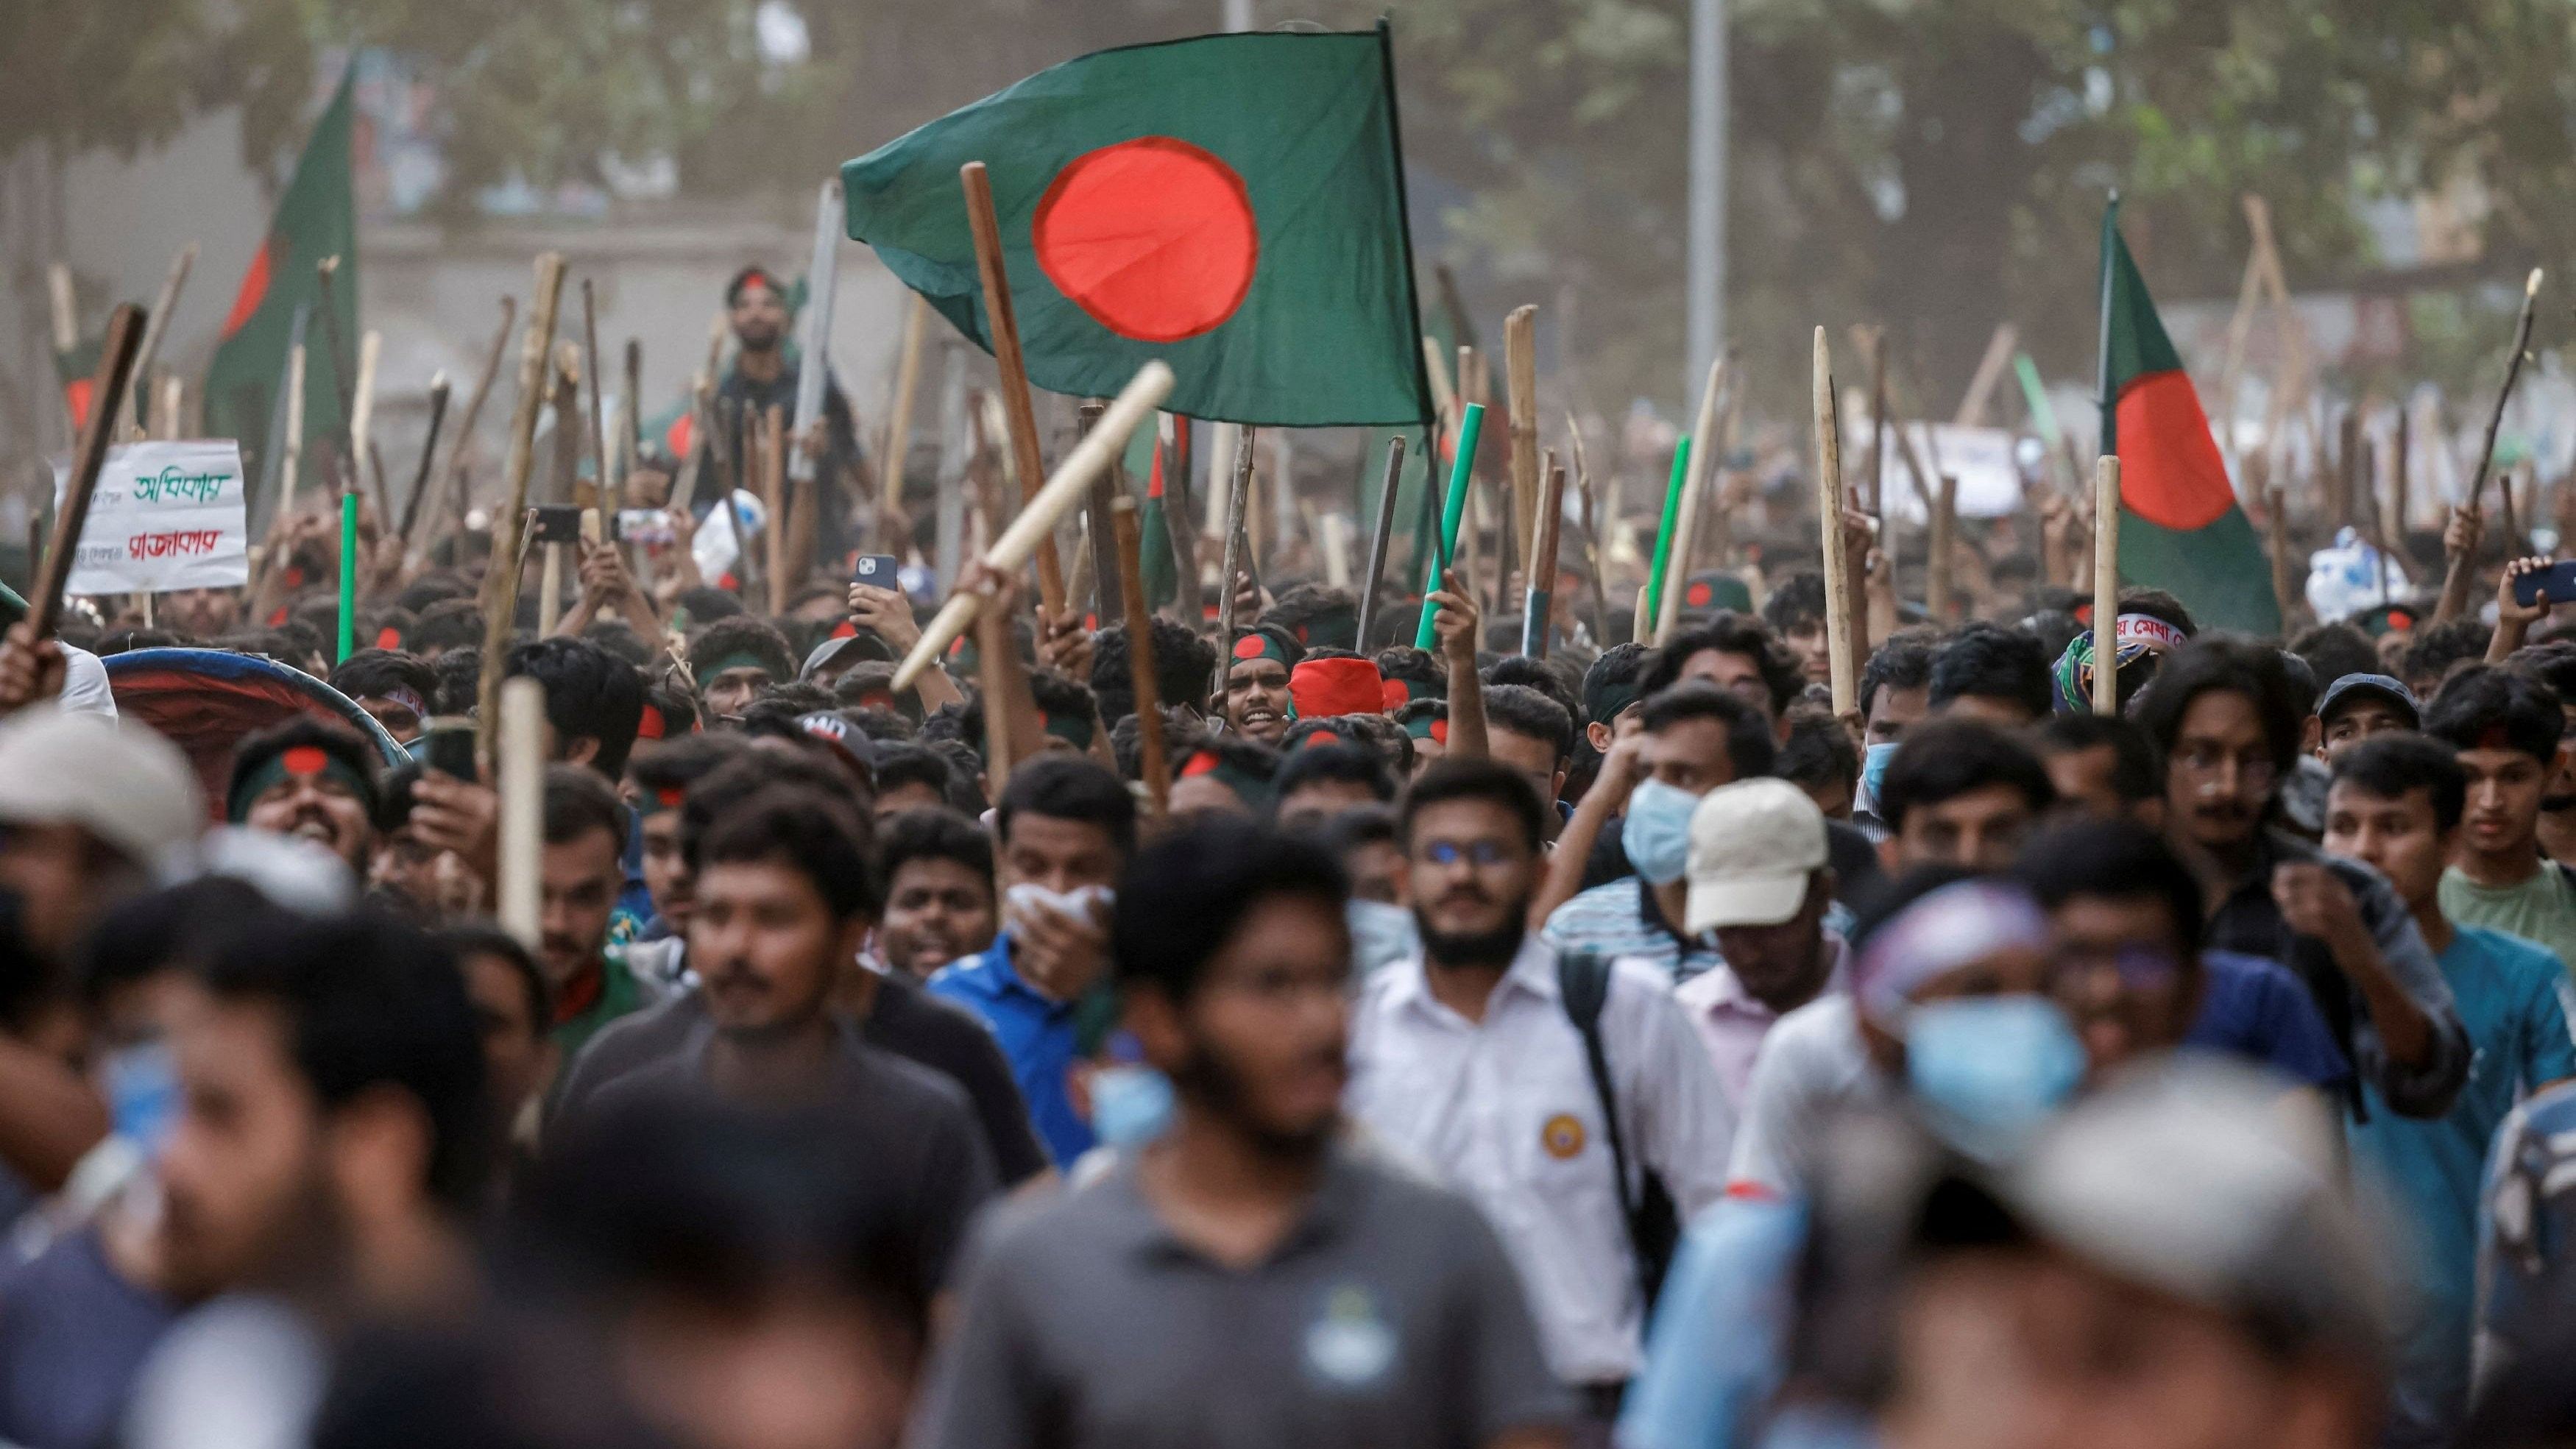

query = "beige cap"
[[1684, 776, 1827, 934], [0, 705, 202, 869]]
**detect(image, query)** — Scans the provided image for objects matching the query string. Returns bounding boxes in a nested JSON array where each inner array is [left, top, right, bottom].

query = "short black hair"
[[1483, 683, 1575, 762], [1110, 706, 1197, 783], [1861, 636, 1936, 721], [2400, 617, 2491, 696], [1778, 704, 1859, 793], [692, 614, 798, 689], [871, 743, 955, 804], [394, 571, 473, 615], [506, 637, 647, 777], [431, 648, 481, 715], [329, 648, 436, 709], [227, 716, 382, 822], [2134, 634, 2305, 776], [1762, 571, 1827, 632], [1877, 718, 2055, 831], [1090, 617, 1216, 726], [2013, 815, 2204, 952], [1398, 757, 1548, 854], [1111, 821, 1347, 1002], [1275, 740, 1396, 807], [2426, 665, 2563, 768], [1376, 645, 1446, 706], [79, 876, 280, 1011], [2116, 587, 2198, 639], [2509, 641, 2576, 704], [543, 763, 629, 852], [673, 585, 745, 627], [1642, 614, 1802, 715], [2034, 712, 2165, 804], [410, 598, 486, 655], [2331, 731, 2467, 834], [1027, 669, 1100, 744], [1929, 624, 2051, 720], [581, 620, 653, 669], [1482, 656, 1581, 723], [724, 263, 782, 305], [642, 680, 698, 740], [623, 733, 751, 803], [433, 923, 550, 1028], [2290, 621, 2379, 695], [1259, 583, 1360, 651], [928, 740, 989, 815], [1638, 681, 1777, 779], [680, 750, 869, 872], [875, 809, 994, 902], [200, 912, 488, 1210], [697, 787, 878, 920], [997, 754, 1136, 857]]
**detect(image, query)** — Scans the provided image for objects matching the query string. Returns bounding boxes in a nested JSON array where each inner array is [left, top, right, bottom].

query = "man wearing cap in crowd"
[[224, 719, 382, 877], [1218, 624, 1300, 746], [1671, 779, 1846, 1110], [2314, 673, 2421, 761]]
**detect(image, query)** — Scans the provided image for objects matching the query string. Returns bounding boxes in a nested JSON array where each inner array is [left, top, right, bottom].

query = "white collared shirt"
[[1345, 935, 1736, 1384]]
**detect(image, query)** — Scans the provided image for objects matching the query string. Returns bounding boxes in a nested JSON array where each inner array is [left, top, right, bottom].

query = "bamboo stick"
[[126, 244, 196, 427], [1111, 495, 1170, 816], [1928, 473, 1958, 622], [881, 294, 927, 533], [1524, 453, 1565, 657], [2436, 267, 2544, 623], [1814, 327, 1856, 715], [1504, 305, 1540, 564], [1212, 425, 1257, 686], [959, 161, 1066, 617], [30, 306, 145, 641], [2093, 456, 2121, 715], [765, 403, 788, 612], [496, 676, 545, 947], [477, 254, 568, 770], [398, 373, 451, 550], [1355, 436, 1406, 651], [440, 298, 516, 536]]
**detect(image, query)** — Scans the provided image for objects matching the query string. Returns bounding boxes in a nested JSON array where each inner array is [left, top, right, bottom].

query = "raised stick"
[[881, 294, 927, 533], [623, 338, 643, 491], [1111, 495, 1171, 816], [1354, 435, 1407, 651], [959, 161, 1066, 617], [2435, 267, 2544, 623], [2092, 456, 2120, 715], [397, 372, 451, 549], [1813, 326, 1856, 715], [1504, 305, 1540, 564], [764, 403, 788, 612], [1928, 472, 1958, 622], [1211, 425, 1257, 685], [126, 244, 197, 425], [1657, 358, 1727, 645], [1524, 453, 1565, 657], [495, 676, 545, 947], [29, 307, 145, 641], [1078, 400, 1122, 620], [1417, 405, 1487, 649], [477, 254, 568, 769], [1954, 322, 2017, 427], [582, 278, 609, 503], [347, 330, 382, 508], [891, 363, 1173, 692], [1640, 437, 1691, 643], [440, 298, 515, 535]]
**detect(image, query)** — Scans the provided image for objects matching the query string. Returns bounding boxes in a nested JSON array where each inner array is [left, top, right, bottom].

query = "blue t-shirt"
[[1619, 1195, 1808, 1449], [2352, 925, 2576, 1449], [927, 931, 1094, 1169], [2182, 950, 2354, 1091]]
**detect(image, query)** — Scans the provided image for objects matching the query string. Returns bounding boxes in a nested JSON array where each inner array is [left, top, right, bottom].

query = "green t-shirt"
[[2439, 863, 2576, 980]]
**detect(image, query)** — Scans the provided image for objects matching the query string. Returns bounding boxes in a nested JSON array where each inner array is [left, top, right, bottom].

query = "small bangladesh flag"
[[841, 24, 1434, 430], [2098, 199, 2281, 636], [205, 67, 360, 483]]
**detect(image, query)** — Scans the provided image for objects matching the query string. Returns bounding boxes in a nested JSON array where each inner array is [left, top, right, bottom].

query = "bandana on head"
[[2051, 633, 2156, 716], [1290, 657, 1385, 720], [1043, 712, 1097, 750], [228, 742, 372, 824], [1586, 679, 1644, 729], [1851, 880, 2052, 1029], [2114, 613, 2189, 652], [1230, 628, 1296, 670], [698, 652, 775, 682], [374, 626, 403, 651], [368, 687, 429, 723], [634, 783, 688, 819], [1402, 709, 1449, 745], [636, 703, 668, 741], [1179, 748, 1277, 811]]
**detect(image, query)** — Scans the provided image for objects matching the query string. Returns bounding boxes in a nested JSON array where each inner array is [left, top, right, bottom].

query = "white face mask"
[[1005, 882, 1113, 930]]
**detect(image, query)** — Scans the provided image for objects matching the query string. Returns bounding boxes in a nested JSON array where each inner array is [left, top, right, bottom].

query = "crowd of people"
[[4, 269, 2576, 1449]]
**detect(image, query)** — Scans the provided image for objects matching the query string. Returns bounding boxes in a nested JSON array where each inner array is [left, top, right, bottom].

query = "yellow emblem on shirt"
[[1540, 1112, 1586, 1159]]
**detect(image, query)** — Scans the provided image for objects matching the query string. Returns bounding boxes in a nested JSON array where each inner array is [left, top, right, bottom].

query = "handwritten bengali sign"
[[54, 441, 250, 596]]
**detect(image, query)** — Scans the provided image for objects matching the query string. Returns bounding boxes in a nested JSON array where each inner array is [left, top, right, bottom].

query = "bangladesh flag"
[[841, 24, 1434, 429], [2098, 199, 2281, 636], [206, 68, 359, 483]]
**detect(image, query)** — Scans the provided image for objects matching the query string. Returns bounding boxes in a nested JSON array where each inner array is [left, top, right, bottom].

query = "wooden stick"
[[151, 373, 183, 440], [976, 598, 1020, 780], [764, 403, 788, 613], [1524, 453, 1566, 657], [1076, 400, 1122, 621], [1504, 305, 1540, 565], [280, 343, 308, 518], [1657, 358, 1727, 645], [1861, 325, 1888, 517], [347, 330, 382, 510], [548, 344, 584, 506], [1928, 472, 1958, 622], [959, 161, 1066, 617], [1813, 327, 1856, 715], [126, 244, 197, 422], [29, 306, 145, 642], [398, 372, 451, 549], [1568, 414, 1611, 648], [1111, 495, 1171, 815], [881, 293, 927, 530], [2263, 471, 2297, 631], [495, 676, 545, 947], [2436, 267, 2544, 623], [1354, 435, 1406, 651], [669, 376, 713, 520], [623, 338, 643, 492], [1211, 425, 1257, 687], [441, 297, 515, 535], [477, 254, 568, 769], [1954, 322, 2017, 427], [582, 279, 609, 505], [2092, 456, 2120, 715], [891, 362, 1174, 692]]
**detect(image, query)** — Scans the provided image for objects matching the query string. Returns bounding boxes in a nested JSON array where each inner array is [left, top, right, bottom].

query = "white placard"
[[1845, 421, 2028, 522], [54, 441, 251, 596]]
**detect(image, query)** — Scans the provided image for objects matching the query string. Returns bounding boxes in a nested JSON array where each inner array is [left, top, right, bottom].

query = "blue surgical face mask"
[[102, 1042, 180, 1154], [1621, 778, 1701, 886], [1090, 1063, 1175, 1148], [1860, 741, 1899, 808], [1903, 996, 2085, 1162]]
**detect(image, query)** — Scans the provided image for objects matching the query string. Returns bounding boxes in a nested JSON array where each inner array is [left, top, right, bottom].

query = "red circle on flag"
[[1033, 138, 1258, 344], [1233, 635, 1267, 660], [2115, 371, 2234, 531]]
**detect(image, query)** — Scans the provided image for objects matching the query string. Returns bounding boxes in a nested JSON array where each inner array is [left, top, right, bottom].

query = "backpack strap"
[[1557, 950, 1647, 1268]]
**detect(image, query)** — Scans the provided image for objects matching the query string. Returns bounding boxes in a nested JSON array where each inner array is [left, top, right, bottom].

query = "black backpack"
[[1557, 949, 1682, 1305]]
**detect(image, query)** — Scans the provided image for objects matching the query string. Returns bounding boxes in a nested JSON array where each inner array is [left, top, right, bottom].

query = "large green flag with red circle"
[[2098, 202, 2281, 636], [841, 25, 1433, 429]]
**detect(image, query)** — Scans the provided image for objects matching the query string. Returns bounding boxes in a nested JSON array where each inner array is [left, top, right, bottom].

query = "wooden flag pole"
[[959, 160, 1067, 617], [1212, 425, 1258, 685], [397, 372, 451, 550], [2092, 456, 2121, 715], [1657, 358, 1727, 645], [29, 306, 145, 642], [495, 676, 545, 947], [478, 254, 569, 770], [2436, 267, 2544, 623], [892, 362, 1173, 693], [1354, 436, 1407, 651], [1813, 326, 1856, 716], [1504, 305, 1540, 565], [881, 294, 927, 536], [1111, 495, 1171, 816], [440, 298, 515, 535], [1523, 452, 1566, 657]]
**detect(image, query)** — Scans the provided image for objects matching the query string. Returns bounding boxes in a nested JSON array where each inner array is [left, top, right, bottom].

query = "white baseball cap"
[[0, 705, 202, 869], [1685, 776, 1827, 934]]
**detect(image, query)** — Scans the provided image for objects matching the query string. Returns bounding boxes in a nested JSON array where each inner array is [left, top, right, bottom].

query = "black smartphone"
[[852, 554, 902, 589], [2513, 561, 2576, 608], [527, 505, 584, 545], [422, 718, 478, 782]]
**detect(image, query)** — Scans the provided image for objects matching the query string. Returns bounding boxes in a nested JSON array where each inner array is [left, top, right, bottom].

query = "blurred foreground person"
[[913, 821, 1574, 1449]]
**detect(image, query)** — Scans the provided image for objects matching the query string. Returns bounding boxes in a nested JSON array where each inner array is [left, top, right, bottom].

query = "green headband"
[[698, 651, 776, 681], [229, 743, 372, 824], [1043, 712, 1097, 750]]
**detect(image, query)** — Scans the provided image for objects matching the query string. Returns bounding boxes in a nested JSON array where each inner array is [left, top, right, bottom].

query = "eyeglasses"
[[2170, 743, 2276, 793], [1420, 840, 1516, 867]]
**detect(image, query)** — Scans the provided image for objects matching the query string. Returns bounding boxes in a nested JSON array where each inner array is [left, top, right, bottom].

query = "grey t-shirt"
[[909, 1144, 1574, 1449]]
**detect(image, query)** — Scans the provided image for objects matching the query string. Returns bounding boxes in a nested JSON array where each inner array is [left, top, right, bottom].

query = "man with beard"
[[1218, 624, 1301, 746], [1347, 759, 1732, 1415], [224, 720, 381, 876], [536, 766, 663, 1061], [2135, 636, 2469, 1119], [914, 820, 1574, 1449], [160, 586, 240, 641], [694, 267, 863, 558]]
